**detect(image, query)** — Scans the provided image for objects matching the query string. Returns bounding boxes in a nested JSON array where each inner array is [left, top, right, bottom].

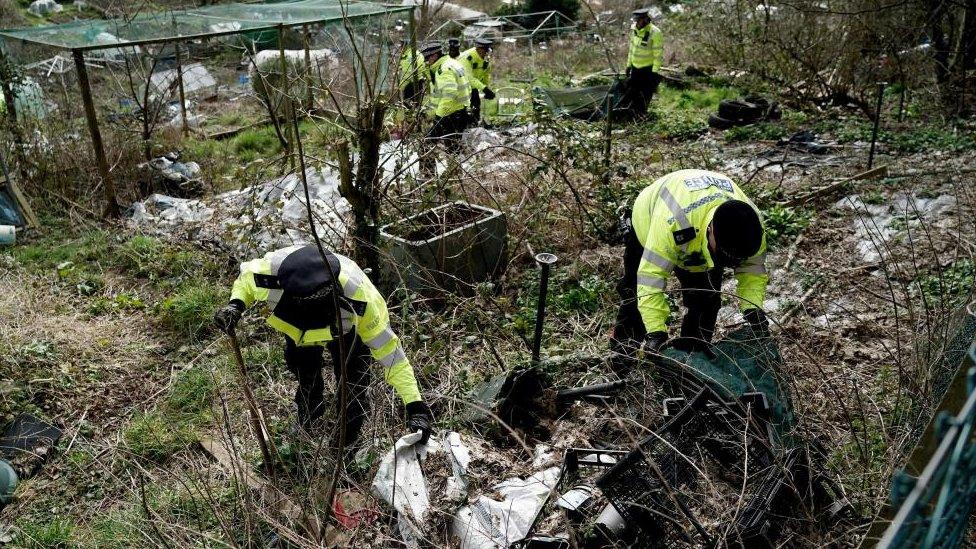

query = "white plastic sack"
[[372, 431, 471, 547], [452, 466, 561, 549]]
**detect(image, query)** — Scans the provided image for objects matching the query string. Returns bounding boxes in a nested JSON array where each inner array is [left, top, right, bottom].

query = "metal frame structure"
[[0, 0, 413, 217], [431, 10, 578, 43], [878, 339, 976, 548]]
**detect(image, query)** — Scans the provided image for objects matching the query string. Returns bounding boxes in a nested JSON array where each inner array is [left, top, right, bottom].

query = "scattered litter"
[[128, 167, 351, 257], [0, 414, 62, 479], [452, 466, 561, 549], [834, 192, 957, 263], [779, 130, 831, 154], [141, 152, 202, 196], [332, 490, 378, 530], [0, 226, 15, 246], [149, 63, 217, 99], [372, 431, 471, 547]]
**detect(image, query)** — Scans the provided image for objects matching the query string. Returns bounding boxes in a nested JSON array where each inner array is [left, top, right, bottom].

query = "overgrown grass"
[[156, 280, 227, 340], [816, 118, 976, 153], [646, 84, 739, 140], [724, 122, 789, 142], [14, 517, 76, 548]]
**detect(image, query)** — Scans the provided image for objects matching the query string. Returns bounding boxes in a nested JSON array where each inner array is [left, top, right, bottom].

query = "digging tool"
[[225, 328, 278, 475]]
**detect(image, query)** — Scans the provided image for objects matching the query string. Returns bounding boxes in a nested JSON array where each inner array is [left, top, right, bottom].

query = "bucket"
[[0, 225, 15, 245]]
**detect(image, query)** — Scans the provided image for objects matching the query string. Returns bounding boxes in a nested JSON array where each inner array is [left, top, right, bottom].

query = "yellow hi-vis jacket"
[[399, 47, 426, 91], [229, 245, 422, 405], [628, 22, 663, 72], [426, 56, 471, 118], [631, 169, 768, 334], [460, 47, 491, 91]]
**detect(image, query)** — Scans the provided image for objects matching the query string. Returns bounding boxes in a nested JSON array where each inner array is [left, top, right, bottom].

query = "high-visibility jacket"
[[631, 169, 768, 334], [426, 56, 470, 118], [460, 47, 491, 91], [628, 22, 663, 72], [399, 48, 427, 91], [229, 245, 422, 405]]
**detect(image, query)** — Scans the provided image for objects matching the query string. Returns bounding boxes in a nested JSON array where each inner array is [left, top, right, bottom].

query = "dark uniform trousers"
[[284, 330, 372, 444], [421, 109, 470, 175], [623, 66, 661, 120]]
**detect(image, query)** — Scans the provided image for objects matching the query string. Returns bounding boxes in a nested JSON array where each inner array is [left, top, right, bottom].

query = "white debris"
[[28, 0, 62, 16], [834, 193, 957, 263], [128, 167, 351, 257], [452, 466, 561, 549], [372, 432, 471, 547], [148, 63, 218, 100]]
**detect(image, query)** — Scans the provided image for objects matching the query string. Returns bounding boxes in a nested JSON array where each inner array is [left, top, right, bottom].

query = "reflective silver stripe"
[[641, 248, 673, 270], [636, 274, 666, 289], [364, 327, 396, 350], [266, 289, 284, 309], [659, 186, 691, 230], [378, 347, 407, 368], [339, 309, 355, 334], [342, 275, 361, 298]]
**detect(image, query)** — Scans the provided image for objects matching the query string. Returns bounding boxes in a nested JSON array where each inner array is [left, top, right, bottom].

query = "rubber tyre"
[[718, 99, 764, 122], [708, 114, 736, 129]]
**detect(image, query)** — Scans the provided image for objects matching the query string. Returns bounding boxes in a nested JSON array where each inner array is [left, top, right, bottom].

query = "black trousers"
[[421, 109, 470, 175], [402, 81, 424, 110], [469, 89, 482, 122], [622, 67, 661, 120], [284, 331, 372, 444], [614, 225, 725, 346]]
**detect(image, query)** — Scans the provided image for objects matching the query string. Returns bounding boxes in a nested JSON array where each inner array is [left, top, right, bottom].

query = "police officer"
[[611, 170, 769, 369], [421, 40, 471, 164], [213, 245, 433, 445], [461, 38, 495, 123], [447, 37, 461, 59], [399, 39, 427, 109], [623, 8, 664, 121]]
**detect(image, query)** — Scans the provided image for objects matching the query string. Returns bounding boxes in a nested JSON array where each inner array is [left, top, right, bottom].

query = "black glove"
[[213, 300, 244, 333], [626, 66, 633, 77], [744, 308, 770, 338], [482, 87, 496, 100], [405, 401, 433, 445], [641, 331, 668, 355]]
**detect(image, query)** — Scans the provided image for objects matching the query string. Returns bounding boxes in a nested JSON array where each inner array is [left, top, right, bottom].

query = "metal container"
[[379, 201, 507, 296], [0, 225, 15, 246]]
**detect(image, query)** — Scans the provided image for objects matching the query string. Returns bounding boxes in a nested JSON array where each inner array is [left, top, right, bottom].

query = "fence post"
[[868, 81, 886, 170], [72, 49, 119, 218], [175, 41, 189, 136]]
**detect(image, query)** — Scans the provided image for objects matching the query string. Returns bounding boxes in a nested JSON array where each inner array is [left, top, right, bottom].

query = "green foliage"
[[15, 517, 76, 548], [123, 412, 195, 462], [763, 205, 811, 245], [11, 229, 108, 270], [915, 259, 976, 306], [555, 275, 614, 314], [165, 367, 216, 419], [646, 84, 739, 141], [232, 126, 282, 163], [723, 122, 789, 142], [524, 0, 580, 21], [156, 281, 226, 340], [116, 235, 200, 282], [647, 108, 708, 140]]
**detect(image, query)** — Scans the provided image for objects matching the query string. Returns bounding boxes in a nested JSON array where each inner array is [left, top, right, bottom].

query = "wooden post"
[[277, 24, 294, 171], [73, 49, 120, 218], [303, 24, 313, 111], [174, 41, 189, 136]]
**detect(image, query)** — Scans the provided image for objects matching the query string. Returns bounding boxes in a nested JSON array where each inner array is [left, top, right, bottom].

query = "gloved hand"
[[213, 300, 245, 333], [625, 66, 633, 77], [744, 308, 770, 338], [482, 87, 496, 100], [641, 331, 668, 356], [405, 401, 433, 445]]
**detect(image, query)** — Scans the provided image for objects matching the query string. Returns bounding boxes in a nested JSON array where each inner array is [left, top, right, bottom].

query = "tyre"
[[718, 99, 764, 122], [708, 114, 736, 129]]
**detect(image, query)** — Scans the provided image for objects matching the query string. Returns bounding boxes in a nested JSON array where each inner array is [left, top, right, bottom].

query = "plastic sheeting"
[[452, 466, 561, 549], [128, 167, 350, 257]]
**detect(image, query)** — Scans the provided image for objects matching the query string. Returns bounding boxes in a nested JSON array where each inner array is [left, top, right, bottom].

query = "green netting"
[[533, 83, 626, 120], [658, 327, 798, 444], [0, 0, 411, 51]]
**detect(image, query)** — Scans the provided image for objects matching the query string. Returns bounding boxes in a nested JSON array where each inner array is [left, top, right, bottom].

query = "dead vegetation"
[[1, 0, 975, 547]]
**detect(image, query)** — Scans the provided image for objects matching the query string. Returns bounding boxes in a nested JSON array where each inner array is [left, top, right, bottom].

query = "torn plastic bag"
[[371, 431, 471, 547], [452, 466, 561, 549]]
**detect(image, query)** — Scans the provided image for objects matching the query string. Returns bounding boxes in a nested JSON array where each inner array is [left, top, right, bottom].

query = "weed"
[[232, 126, 281, 163], [556, 275, 614, 314], [164, 367, 216, 419], [156, 281, 226, 340], [123, 412, 194, 462], [763, 205, 811, 245], [914, 259, 975, 306], [116, 235, 199, 282], [15, 517, 75, 548]]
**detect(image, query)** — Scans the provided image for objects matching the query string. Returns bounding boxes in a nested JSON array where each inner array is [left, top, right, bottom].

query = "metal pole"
[[174, 41, 189, 136], [303, 24, 313, 112], [73, 49, 120, 218], [277, 24, 294, 171], [532, 252, 558, 364], [868, 81, 886, 170]]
